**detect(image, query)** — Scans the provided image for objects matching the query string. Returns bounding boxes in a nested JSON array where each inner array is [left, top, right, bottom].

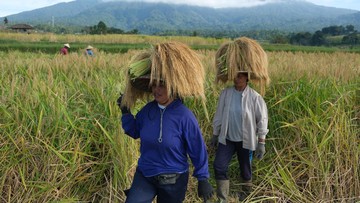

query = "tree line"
[[272, 25, 359, 46], [3, 16, 359, 46], [83, 21, 139, 35]]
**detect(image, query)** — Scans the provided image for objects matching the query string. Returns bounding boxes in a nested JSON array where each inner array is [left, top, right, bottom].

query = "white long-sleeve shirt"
[[213, 86, 269, 151]]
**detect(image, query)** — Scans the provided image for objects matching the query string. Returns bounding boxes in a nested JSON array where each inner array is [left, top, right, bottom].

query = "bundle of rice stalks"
[[128, 53, 151, 80], [215, 37, 270, 95], [128, 59, 151, 80], [121, 41, 205, 108]]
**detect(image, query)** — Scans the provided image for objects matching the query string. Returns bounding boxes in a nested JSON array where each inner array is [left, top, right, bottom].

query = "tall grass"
[[1, 48, 359, 202], [259, 78, 359, 202], [1, 51, 137, 202], [0, 32, 227, 46]]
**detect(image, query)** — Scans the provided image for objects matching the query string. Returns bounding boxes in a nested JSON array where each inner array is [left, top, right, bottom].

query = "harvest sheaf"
[[1, 33, 359, 202]]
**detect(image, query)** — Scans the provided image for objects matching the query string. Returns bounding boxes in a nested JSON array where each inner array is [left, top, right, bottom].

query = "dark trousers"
[[125, 169, 189, 203], [213, 140, 252, 181]]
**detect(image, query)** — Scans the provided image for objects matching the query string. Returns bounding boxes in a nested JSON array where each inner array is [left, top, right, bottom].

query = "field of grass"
[[1, 33, 359, 202], [1, 32, 360, 54]]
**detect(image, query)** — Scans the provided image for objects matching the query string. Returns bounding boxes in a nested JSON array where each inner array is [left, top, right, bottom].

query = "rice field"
[[0, 34, 359, 203]]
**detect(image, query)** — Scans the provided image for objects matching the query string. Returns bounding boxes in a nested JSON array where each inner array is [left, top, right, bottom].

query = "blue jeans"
[[125, 169, 189, 203], [213, 140, 252, 181]]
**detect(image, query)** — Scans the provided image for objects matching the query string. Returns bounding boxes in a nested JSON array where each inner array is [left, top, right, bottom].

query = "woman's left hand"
[[255, 143, 266, 159]]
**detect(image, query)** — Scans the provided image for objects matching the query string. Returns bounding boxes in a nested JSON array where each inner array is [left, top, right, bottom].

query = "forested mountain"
[[2, 0, 360, 34]]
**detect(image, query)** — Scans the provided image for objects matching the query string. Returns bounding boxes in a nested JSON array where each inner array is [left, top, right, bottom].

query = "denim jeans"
[[213, 140, 252, 181], [125, 169, 189, 203]]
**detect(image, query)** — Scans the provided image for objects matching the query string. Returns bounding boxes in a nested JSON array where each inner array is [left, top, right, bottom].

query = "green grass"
[[1, 38, 360, 54], [263, 43, 360, 53], [0, 40, 150, 54], [1, 49, 359, 202]]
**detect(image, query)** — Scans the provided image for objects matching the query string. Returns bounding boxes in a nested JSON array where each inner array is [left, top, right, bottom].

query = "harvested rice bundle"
[[121, 41, 205, 108], [215, 37, 270, 95]]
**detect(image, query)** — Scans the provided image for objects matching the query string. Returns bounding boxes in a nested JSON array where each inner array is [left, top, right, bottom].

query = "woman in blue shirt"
[[117, 42, 213, 203]]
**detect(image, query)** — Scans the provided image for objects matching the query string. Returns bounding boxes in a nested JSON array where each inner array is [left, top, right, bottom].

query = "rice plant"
[[1, 46, 359, 202]]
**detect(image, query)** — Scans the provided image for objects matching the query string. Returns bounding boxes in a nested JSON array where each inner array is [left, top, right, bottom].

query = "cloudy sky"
[[1, 0, 359, 17]]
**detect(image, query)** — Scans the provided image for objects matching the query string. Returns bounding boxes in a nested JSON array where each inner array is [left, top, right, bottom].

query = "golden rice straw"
[[122, 41, 206, 109], [215, 37, 270, 95]]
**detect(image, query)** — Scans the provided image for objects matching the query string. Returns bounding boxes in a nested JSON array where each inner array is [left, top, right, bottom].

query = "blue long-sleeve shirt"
[[121, 99, 210, 180]]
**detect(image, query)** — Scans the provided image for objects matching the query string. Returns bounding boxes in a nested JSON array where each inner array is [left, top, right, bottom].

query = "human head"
[[215, 37, 270, 95], [151, 82, 173, 106], [86, 45, 93, 50], [233, 72, 249, 91], [64, 43, 70, 48]]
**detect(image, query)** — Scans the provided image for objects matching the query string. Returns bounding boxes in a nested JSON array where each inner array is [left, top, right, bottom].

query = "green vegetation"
[[288, 25, 360, 46], [1, 37, 360, 54], [3, 0, 360, 36], [0, 40, 150, 54], [264, 43, 360, 53], [2, 23, 360, 54], [0, 36, 359, 202]]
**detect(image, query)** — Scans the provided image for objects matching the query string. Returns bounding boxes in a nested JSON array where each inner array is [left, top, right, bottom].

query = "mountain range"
[[2, 0, 360, 34]]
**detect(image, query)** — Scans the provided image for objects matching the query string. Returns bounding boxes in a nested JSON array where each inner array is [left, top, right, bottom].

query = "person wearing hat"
[[117, 41, 213, 203], [211, 37, 270, 202], [60, 43, 70, 55], [85, 45, 94, 56]]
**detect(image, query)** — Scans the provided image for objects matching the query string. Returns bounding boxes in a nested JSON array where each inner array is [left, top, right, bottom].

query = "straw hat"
[[86, 45, 93, 50], [64, 43, 70, 48], [215, 37, 270, 95], [121, 41, 205, 108]]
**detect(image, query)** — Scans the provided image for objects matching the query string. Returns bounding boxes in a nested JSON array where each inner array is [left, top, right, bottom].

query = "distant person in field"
[[211, 37, 270, 202], [117, 41, 213, 203], [60, 43, 70, 55], [85, 45, 94, 56]]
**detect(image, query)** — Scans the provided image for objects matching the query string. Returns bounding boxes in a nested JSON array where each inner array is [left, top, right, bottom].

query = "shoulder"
[[171, 100, 197, 119], [245, 86, 261, 97], [245, 87, 266, 104], [137, 100, 156, 115], [172, 99, 192, 113], [220, 87, 232, 95], [223, 87, 233, 92], [219, 87, 234, 99]]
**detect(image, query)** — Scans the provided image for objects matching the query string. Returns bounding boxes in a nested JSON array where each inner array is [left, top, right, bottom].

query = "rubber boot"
[[215, 180, 229, 203], [238, 179, 252, 201]]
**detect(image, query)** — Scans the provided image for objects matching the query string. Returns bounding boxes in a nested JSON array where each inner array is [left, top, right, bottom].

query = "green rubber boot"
[[216, 180, 229, 203]]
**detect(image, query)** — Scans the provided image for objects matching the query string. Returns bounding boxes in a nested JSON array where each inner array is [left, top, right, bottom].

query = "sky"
[[1, 0, 360, 17]]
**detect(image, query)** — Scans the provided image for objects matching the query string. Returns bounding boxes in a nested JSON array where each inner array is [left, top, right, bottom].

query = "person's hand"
[[210, 135, 219, 148], [197, 179, 213, 201], [255, 142, 265, 159], [117, 94, 130, 114]]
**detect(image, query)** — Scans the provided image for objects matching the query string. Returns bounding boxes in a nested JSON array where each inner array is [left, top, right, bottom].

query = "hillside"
[[2, 0, 360, 34]]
